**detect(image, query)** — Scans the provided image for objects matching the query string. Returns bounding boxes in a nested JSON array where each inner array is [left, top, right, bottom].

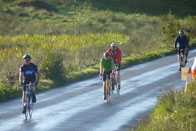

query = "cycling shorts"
[[177, 48, 188, 54], [115, 63, 121, 71], [103, 71, 112, 82], [22, 80, 36, 91]]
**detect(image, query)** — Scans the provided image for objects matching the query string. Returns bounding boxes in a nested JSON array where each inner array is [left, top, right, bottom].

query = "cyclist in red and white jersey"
[[107, 43, 122, 91]]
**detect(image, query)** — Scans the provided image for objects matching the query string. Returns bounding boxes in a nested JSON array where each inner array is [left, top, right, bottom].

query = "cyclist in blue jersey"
[[175, 30, 189, 71], [19, 54, 40, 113]]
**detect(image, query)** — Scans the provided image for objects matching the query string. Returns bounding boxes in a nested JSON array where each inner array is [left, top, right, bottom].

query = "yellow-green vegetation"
[[0, 0, 196, 101], [136, 81, 196, 131]]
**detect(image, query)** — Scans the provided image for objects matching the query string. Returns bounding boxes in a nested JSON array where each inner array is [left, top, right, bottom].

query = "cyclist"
[[175, 30, 189, 71], [19, 54, 40, 113], [107, 43, 122, 91], [99, 52, 115, 100]]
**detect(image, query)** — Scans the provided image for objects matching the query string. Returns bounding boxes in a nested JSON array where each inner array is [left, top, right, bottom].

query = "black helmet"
[[103, 52, 110, 57], [23, 54, 31, 59], [179, 30, 184, 34]]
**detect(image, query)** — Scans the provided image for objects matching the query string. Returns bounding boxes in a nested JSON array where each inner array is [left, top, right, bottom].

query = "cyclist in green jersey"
[[99, 52, 115, 100]]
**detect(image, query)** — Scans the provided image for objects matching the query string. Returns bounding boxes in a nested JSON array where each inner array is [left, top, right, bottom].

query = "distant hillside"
[[0, 0, 196, 35]]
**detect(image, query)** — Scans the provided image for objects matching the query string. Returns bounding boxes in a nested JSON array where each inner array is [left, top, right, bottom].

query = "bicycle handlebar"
[[17, 82, 37, 92]]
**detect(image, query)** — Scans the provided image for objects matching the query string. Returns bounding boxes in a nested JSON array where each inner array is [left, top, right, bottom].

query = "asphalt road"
[[0, 49, 196, 131]]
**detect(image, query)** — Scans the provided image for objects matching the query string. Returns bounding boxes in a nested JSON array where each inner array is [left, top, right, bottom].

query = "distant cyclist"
[[19, 54, 40, 113], [99, 52, 115, 100], [175, 30, 189, 71], [107, 43, 122, 91]]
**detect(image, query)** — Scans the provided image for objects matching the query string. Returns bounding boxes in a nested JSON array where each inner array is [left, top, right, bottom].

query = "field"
[[0, 0, 196, 101]]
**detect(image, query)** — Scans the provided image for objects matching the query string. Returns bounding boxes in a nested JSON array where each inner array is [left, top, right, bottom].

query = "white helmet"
[[110, 43, 117, 47]]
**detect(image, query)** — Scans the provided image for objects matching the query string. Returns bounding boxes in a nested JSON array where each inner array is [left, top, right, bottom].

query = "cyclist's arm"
[[100, 66, 103, 75], [174, 37, 178, 49], [19, 71, 24, 84], [36, 71, 40, 84], [116, 49, 122, 63], [186, 37, 189, 49]]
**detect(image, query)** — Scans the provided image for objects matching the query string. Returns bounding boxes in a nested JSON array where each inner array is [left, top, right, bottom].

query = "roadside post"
[[182, 57, 196, 92], [182, 67, 192, 92]]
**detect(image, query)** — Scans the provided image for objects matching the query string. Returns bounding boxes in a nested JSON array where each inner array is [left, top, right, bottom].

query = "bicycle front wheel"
[[28, 96, 33, 119], [25, 96, 33, 119]]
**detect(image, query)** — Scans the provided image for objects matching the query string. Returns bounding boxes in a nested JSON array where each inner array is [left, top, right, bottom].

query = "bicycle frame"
[[105, 74, 111, 104], [179, 49, 186, 68], [24, 84, 35, 119]]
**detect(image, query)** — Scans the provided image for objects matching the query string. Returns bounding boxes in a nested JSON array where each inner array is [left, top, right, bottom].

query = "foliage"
[[159, 11, 181, 40], [40, 50, 65, 81], [136, 82, 196, 130]]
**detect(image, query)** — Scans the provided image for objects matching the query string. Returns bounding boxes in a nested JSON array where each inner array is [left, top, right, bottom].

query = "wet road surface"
[[0, 49, 196, 131]]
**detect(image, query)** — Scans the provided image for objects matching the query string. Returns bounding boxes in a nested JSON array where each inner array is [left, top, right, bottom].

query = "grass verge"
[[134, 81, 196, 131]]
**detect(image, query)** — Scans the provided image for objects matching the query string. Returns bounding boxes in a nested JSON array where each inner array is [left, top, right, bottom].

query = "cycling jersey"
[[175, 35, 189, 49], [20, 63, 38, 84], [100, 58, 115, 72], [107, 48, 122, 64]]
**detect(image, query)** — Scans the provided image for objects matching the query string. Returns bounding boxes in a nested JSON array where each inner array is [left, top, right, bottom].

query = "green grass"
[[135, 81, 196, 131], [0, 0, 196, 101]]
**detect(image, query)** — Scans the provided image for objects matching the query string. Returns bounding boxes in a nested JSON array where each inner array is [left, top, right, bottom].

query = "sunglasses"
[[24, 59, 31, 62]]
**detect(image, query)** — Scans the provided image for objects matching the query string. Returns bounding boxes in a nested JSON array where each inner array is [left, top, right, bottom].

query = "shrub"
[[40, 50, 65, 81], [159, 11, 181, 39]]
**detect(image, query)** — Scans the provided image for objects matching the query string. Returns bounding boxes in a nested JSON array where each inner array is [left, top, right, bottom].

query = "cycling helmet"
[[103, 52, 110, 57], [23, 54, 31, 59], [179, 30, 184, 34], [110, 43, 117, 47]]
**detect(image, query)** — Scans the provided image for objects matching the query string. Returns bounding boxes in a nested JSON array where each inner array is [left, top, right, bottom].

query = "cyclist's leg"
[[177, 50, 181, 71], [116, 63, 121, 89], [102, 72, 107, 100], [185, 49, 188, 63], [29, 80, 36, 103], [178, 53, 181, 66], [22, 85, 27, 113], [110, 72, 114, 91]]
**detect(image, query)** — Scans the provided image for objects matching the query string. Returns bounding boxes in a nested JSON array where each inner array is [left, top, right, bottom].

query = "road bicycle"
[[18, 83, 36, 119], [178, 49, 187, 71], [105, 74, 112, 104], [99, 74, 112, 104]]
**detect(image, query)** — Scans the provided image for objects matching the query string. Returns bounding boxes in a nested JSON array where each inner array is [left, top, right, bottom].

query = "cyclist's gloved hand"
[[35, 80, 39, 86], [18, 82, 23, 87], [17, 83, 23, 92], [99, 73, 102, 77]]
